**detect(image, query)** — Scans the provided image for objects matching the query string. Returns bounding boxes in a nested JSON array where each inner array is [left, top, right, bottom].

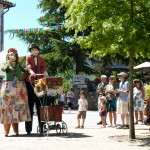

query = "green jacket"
[[1, 61, 26, 81]]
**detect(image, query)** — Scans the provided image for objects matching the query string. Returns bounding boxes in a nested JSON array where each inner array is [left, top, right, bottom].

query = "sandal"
[[80, 125, 84, 129], [75, 126, 80, 129]]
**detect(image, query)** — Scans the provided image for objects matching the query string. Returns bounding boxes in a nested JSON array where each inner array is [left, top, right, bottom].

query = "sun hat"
[[100, 75, 107, 78], [109, 75, 115, 79], [117, 72, 127, 77], [133, 79, 143, 85]]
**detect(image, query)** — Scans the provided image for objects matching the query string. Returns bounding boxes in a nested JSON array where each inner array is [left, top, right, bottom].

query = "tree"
[[6, 0, 100, 75], [58, 0, 150, 139]]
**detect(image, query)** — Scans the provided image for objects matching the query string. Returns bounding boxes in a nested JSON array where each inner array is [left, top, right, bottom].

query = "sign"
[[73, 75, 86, 85]]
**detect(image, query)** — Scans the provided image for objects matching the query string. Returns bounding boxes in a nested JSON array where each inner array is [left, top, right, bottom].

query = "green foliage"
[[58, 0, 150, 58], [57, 70, 73, 93], [144, 84, 150, 100]]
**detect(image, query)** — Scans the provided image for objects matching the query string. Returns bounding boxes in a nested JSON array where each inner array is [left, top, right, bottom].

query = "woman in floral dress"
[[0, 48, 31, 136]]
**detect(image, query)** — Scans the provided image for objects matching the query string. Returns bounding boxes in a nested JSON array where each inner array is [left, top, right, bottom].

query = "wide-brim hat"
[[28, 43, 40, 51], [133, 79, 143, 85], [117, 72, 127, 77], [109, 75, 115, 79]]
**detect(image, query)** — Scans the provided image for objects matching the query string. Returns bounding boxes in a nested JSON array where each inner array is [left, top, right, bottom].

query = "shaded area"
[[53, 132, 92, 138], [109, 134, 150, 147], [7, 132, 92, 139]]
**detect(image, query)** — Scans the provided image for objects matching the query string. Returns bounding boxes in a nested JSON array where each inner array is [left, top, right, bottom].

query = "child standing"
[[98, 96, 107, 128], [76, 91, 88, 129]]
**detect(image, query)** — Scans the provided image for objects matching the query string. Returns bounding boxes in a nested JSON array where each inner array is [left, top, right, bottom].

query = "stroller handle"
[[29, 74, 45, 81]]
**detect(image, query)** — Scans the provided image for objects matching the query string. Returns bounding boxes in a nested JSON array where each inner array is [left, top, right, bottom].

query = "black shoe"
[[27, 132, 31, 135], [97, 121, 102, 125]]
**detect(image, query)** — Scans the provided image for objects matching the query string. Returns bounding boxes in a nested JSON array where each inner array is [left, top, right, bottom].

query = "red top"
[[25, 54, 47, 83]]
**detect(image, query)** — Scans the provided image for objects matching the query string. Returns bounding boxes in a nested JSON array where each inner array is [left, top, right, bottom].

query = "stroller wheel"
[[37, 125, 40, 134], [56, 123, 61, 134], [62, 121, 68, 134], [43, 123, 49, 136]]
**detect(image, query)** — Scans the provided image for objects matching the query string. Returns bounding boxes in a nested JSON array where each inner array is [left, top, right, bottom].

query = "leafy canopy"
[[58, 0, 150, 58]]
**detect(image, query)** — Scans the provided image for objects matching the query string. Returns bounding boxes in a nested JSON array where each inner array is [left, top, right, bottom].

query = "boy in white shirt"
[[75, 91, 88, 129]]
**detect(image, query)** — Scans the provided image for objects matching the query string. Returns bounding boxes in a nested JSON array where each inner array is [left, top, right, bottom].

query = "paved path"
[[0, 110, 149, 150]]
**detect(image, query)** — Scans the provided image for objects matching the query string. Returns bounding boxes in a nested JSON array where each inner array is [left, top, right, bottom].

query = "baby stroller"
[[32, 75, 68, 136]]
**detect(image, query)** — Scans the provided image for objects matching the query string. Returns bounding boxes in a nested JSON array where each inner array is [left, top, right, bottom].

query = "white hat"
[[117, 72, 127, 77], [100, 75, 107, 78]]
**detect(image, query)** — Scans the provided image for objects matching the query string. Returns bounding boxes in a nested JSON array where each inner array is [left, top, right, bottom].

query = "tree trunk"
[[75, 50, 83, 74], [129, 47, 135, 140]]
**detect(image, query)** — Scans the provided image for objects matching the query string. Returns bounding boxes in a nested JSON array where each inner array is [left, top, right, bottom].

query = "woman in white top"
[[133, 79, 145, 124]]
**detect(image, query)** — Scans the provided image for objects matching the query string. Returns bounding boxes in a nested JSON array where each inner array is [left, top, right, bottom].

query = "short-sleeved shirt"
[[118, 81, 129, 101], [96, 82, 107, 96], [105, 84, 118, 100], [78, 98, 88, 111]]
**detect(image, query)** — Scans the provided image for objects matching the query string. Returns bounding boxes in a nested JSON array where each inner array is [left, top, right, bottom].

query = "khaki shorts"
[[117, 98, 128, 114], [77, 111, 86, 119]]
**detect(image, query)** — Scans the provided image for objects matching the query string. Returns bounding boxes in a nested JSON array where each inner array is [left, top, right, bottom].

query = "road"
[[0, 110, 149, 150]]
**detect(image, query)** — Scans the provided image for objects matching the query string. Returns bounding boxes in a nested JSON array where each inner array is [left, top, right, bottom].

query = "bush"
[[144, 84, 150, 100]]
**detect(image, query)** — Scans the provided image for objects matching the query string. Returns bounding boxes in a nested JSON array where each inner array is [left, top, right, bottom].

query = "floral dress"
[[0, 61, 31, 124], [133, 87, 144, 111]]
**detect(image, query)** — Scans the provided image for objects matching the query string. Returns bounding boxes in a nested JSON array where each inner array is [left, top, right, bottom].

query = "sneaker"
[[108, 124, 113, 127], [80, 126, 84, 129], [75, 126, 80, 129], [138, 122, 144, 125], [112, 124, 117, 128], [100, 126, 106, 128], [97, 121, 102, 125], [116, 125, 124, 129], [134, 121, 138, 124], [123, 125, 129, 129]]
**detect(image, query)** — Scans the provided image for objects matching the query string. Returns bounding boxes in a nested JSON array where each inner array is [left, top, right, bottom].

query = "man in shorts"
[[116, 72, 129, 129]]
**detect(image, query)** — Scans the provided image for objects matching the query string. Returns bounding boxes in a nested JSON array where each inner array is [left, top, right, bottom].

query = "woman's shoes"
[[4, 132, 19, 136]]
